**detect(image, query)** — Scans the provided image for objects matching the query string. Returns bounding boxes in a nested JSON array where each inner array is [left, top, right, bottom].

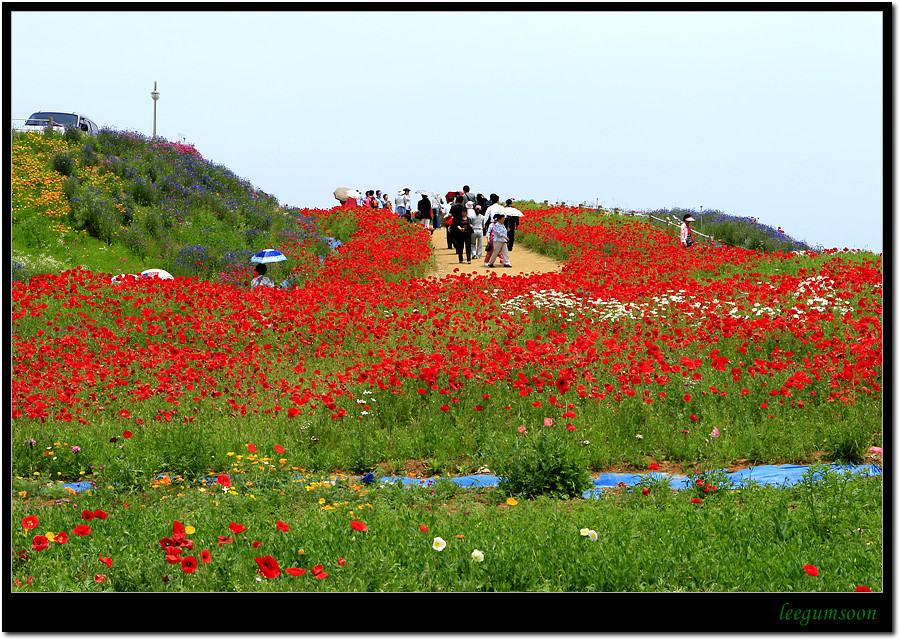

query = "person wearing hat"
[[680, 214, 696, 248], [485, 213, 511, 268], [395, 188, 411, 221]]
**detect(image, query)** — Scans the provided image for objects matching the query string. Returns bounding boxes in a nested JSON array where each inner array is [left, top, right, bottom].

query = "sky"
[[9, 8, 885, 252]]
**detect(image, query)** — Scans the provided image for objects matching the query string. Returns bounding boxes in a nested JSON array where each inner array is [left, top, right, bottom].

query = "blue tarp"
[[364, 463, 881, 498], [62, 463, 881, 496]]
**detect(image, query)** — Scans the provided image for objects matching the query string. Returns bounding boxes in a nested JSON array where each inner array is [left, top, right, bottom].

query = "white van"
[[20, 111, 100, 134]]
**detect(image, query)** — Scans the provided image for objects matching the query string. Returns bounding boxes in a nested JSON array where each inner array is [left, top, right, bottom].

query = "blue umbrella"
[[250, 248, 288, 264]]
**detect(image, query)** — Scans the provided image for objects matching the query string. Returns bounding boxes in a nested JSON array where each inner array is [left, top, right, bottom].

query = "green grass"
[[10, 463, 882, 592]]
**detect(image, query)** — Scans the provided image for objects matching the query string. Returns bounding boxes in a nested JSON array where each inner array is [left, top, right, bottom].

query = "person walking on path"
[[381, 192, 392, 212], [485, 213, 511, 268], [462, 185, 477, 206], [680, 214, 695, 248], [449, 195, 472, 263], [504, 198, 520, 251], [417, 194, 434, 233], [430, 193, 444, 231], [485, 193, 504, 221], [395, 188, 411, 220], [470, 203, 486, 260], [443, 196, 455, 249]]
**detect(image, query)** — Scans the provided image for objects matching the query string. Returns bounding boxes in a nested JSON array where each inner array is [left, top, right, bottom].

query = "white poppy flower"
[[471, 549, 484, 562], [432, 537, 447, 552]]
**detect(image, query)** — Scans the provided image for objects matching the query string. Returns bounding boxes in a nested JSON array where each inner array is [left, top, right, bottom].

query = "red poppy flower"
[[93, 509, 108, 519], [285, 567, 306, 576], [99, 555, 113, 568], [803, 564, 819, 577], [72, 524, 92, 537], [649, 463, 660, 471], [855, 585, 872, 592], [252, 541, 262, 549], [255, 555, 280, 579], [165, 554, 182, 564], [419, 524, 428, 532], [217, 474, 231, 487], [55, 531, 68, 544], [81, 510, 94, 521], [276, 520, 290, 532], [274, 444, 285, 454], [311, 564, 324, 575], [350, 520, 368, 532], [338, 557, 346, 567], [118, 409, 131, 419], [246, 443, 257, 454], [32, 535, 49, 552], [287, 407, 301, 418], [21, 515, 38, 530], [690, 498, 703, 504], [217, 536, 234, 546], [228, 521, 247, 534], [94, 574, 106, 583], [123, 430, 133, 438], [200, 550, 211, 563], [181, 556, 198, 574], [642, 488, 650, 496], [315, 571, 328, 580]]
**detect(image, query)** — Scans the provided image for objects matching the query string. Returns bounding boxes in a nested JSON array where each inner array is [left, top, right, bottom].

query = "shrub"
[[63, 126, 82, 144], [80, 144, 99, 167], [69, 190, 120, 245], [62, 176, 80, 201], [491, 426, 591, 500], [50, 151, 77, 177], [127, 176, 159, 206]]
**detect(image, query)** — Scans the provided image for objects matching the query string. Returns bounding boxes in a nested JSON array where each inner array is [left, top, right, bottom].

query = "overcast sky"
[[9, 8, 885, 252]]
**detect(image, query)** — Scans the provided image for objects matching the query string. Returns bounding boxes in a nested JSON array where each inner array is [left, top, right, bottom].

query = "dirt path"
[[424, 225, 564, 279]]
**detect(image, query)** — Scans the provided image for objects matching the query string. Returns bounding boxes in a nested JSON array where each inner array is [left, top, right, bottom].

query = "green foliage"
[[491, 427, 591, 500], [50, 151, 78, 177]]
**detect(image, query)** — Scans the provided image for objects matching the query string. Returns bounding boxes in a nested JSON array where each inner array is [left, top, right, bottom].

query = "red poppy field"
[[10, 199, 883, 596]]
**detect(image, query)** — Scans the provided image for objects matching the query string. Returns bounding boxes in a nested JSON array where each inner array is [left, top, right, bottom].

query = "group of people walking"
[[393, 186, 518, 267]]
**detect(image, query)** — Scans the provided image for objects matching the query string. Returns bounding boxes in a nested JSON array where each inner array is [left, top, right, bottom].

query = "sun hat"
[[684, 215, 695, 222]]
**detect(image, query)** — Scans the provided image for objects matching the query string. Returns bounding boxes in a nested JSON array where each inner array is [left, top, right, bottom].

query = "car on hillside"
[[20, 111, 100, 134]]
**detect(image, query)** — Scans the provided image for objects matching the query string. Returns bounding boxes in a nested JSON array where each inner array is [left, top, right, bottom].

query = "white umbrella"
[[141, 268, 174, 280], [499, 206, 524, 217], [250, 249, 288, 264]]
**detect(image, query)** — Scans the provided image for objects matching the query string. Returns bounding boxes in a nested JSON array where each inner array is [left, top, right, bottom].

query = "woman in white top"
[[469, 204, 486, 260]]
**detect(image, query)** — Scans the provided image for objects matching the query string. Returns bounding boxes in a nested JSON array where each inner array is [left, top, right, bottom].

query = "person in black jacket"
[[504, 198, 520, 250], [449, 195, 472, 263], [417, 194, 433, 233]]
